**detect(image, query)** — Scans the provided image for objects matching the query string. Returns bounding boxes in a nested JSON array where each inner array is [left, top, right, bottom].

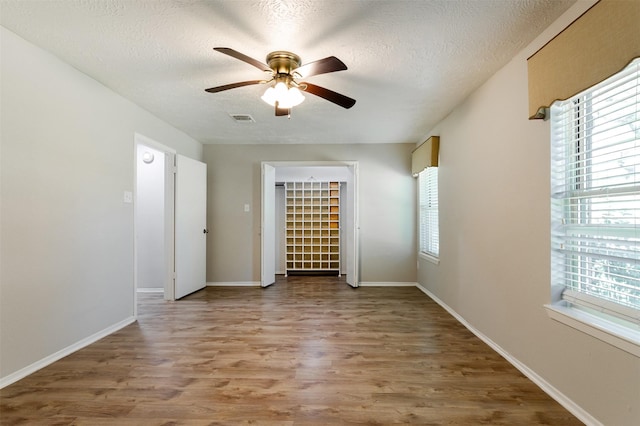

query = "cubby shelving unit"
[[285, 181, 340, 275]]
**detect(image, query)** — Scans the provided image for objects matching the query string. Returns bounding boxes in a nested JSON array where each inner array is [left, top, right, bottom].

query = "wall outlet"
[[244, 203, 250, 212], [123, 191, 133, 204]]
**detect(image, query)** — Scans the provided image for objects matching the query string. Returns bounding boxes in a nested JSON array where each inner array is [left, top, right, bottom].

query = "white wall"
[[136, 144, 165, 289], [417, 2, 639, 425], [203, 143, 416, 284], [0, 27, 202, 383]]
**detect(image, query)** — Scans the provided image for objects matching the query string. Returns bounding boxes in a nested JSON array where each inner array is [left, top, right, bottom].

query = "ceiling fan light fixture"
[[284, 86, 305, 108], [260, 86, 277, 105], [261, 82, 305, 109], [208, 48, 355, 114]]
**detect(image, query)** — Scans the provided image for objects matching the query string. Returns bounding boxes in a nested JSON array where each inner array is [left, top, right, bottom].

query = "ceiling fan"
[[205, 47, 356, 117]]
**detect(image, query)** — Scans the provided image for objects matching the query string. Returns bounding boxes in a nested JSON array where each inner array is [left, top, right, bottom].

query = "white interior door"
[[175, 154, 207, 299], [346, 163, 359, 287], [261, 163, 276, 287]]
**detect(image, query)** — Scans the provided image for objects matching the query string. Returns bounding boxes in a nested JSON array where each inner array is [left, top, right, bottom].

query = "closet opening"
[[261, 162, 359, 288]]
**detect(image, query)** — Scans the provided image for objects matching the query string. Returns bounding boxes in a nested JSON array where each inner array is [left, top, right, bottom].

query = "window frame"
[[546, 58, 640, 357]]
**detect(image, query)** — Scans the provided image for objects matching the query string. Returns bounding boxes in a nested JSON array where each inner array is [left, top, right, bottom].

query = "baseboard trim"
[[359, 281, 418, 287], [0, 316, 136, 389], [415, 284, 601, 426], [136, 287, 163, 293], [206, 282, 419, 287], [206, 281, 261, 287]]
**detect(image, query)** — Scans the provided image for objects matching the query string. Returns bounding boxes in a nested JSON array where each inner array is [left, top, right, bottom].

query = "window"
[[418, 167, 439, 259], [549, 58, 640, 353]]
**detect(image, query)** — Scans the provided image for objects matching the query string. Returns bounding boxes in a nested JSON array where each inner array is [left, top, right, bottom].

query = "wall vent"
[[229, 114, 255, 123]]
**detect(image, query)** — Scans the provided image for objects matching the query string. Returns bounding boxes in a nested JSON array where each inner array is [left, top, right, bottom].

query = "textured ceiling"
[[0, 0, 575, 145]]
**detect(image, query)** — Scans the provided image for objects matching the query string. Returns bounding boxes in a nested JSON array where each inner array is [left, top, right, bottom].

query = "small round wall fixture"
[[142, 152, 154, 164]]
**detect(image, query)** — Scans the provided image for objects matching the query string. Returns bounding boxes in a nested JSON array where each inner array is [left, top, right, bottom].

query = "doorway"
[[136, 143, 166, 290], [261, 161, 360, 288], [134, 133, 208, 306], [134, 133, 176, 305]]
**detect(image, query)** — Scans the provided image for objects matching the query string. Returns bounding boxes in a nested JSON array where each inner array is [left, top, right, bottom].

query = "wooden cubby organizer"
[[285, 181, 340, 275]]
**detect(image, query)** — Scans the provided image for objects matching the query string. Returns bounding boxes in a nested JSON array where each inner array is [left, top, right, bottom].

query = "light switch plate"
[[123, 191, 133, 204], [244, 203, 250, 212]]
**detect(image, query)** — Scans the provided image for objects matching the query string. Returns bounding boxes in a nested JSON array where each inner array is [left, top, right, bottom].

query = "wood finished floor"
[[0, 276, 582, 425]]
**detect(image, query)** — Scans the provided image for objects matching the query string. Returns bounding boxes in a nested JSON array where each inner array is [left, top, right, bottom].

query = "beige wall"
[[417, 1, 639, 425], [203, 143, 416, 284], [0, 27, 202, 381]]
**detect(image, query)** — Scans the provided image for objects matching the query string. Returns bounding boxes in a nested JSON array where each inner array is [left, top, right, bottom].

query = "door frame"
[[134, 133, 177, 314], [260, 161, 360, 287]]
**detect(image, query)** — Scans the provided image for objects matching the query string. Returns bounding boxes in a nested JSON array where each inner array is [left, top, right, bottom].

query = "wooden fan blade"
[[214, 47, 272, 72], [301, 83, 356, 109], [293, 56, 347, 79], [205, 80, 263, 93]]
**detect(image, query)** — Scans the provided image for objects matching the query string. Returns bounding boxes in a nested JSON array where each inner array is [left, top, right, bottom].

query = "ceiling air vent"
[[229, 113, 255, 123]]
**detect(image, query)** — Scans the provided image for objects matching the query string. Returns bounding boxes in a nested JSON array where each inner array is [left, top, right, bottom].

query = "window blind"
[[419, 167, 439, 257], [551, 58, 640, 324]]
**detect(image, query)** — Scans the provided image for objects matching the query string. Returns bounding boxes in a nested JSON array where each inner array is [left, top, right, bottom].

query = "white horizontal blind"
[[551, 58, 640, 324], [419, 167, 439, 257]]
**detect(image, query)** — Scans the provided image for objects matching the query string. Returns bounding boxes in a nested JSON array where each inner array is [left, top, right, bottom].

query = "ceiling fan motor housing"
[[266, 51, 301, 75]]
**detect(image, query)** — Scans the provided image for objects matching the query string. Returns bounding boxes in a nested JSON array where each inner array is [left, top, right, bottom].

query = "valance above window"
[[527, 0, 640, 119], [411, 136, 439, 177]]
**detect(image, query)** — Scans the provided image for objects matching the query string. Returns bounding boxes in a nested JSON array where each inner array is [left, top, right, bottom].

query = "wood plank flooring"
[[1, 276, 582, 425]]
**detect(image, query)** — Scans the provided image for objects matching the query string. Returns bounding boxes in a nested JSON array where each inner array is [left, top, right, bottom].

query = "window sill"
[[544, 302, 640, 357], [419, 252, 440, 265]]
